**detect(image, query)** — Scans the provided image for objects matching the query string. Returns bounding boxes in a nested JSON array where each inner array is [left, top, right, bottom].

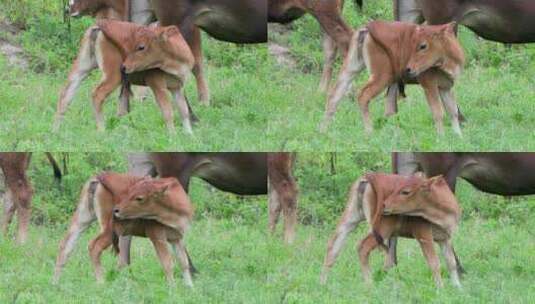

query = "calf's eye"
[[137, 45, 145, 51], [400, 190, 411, 195], [418, 43, 427, 51], [135, 196, 144, 202]]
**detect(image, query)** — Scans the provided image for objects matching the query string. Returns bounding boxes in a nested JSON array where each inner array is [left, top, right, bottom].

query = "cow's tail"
[[45, 153, 62, 181]]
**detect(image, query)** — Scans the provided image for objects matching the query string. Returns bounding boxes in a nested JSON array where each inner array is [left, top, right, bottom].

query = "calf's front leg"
[[173, 89, 193, 135], [318, 34, 337, 92], [440, 240, 462, 288], [416, 235, 443, 287], [172, 239, 194, 287], [439, 88, 462, 136], [419, 78, 444, 135]]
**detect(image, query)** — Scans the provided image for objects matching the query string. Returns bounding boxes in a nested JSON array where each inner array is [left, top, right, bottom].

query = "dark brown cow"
[[0, 153, 61, 244], [393, 152, 535, 194], [268, 0, 359, 91], [394, 0, 535, 43]]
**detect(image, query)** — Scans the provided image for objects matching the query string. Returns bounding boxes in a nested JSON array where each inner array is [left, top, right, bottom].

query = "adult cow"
[[387, 152, 535, 272], [118, 152, 298, 267], [393, 0, 535, 43], [392, 152, 535, 194], [0, 153, 61, 244], [268, 0, 361, 91]]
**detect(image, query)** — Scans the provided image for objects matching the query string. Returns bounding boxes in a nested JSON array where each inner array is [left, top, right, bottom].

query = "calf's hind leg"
[[53, 30, 97, 132], [1, 190, 15, 237], [321, 181, 365, 284], [318, 34, 337, 92], [319, 33, 365, 132], [53, 198, 96, 283]]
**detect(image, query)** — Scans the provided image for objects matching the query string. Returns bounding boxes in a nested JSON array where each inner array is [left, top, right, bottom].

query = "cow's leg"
[[172, 89, 193, 135], [118, 236, 132, 268], [420, 79, 444, 135], [53, 198, 96, 283], [91, 73, 121, 132], [357, 75, 391, 133], [394, 0, 424, 23], [267, 179, 281, 235], [321, 181, 365, 284], [14, 188, 32, 245], [190, 27, 210, 106], [88, 231, 113, 283], [318, 34, 337, 92], [53, 30, 97, 132], [357, 233, 380, 285], [172, 240, 194, 287], [146, 78, 176, 133], [415, 232, 443, 287], [440, 240, 462, 288], [439, 88, 462, 136], [150, 238, 175, 284], [319, 32, 365, 132], [1, 189, 15, 237]]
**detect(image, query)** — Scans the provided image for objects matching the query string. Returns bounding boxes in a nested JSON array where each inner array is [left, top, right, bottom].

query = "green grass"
[[1, 152, 534, 303], [267, 1, 535, 151], [1, 204, 534, 303]]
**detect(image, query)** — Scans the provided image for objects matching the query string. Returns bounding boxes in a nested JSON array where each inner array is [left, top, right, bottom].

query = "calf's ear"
[[160, 26, 180, 42], [442, 22, 456, 35]]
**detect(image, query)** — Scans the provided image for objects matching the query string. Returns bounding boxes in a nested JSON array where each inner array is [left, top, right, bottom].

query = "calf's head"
[[383, 175, 461, 234], [113, 177, 193, 230], [406, 22, 465, 79], [121, 25, 195, 78]]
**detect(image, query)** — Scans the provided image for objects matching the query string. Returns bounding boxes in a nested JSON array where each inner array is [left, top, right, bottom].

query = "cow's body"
[[320, 21, 464, 135], [393, 152, 535, 195], [53, 173, 194, 286], [268, 0, 354, 91], [53, 21, 195, 133], [321, 173, 462, 288], [394, 0, 535, 43]]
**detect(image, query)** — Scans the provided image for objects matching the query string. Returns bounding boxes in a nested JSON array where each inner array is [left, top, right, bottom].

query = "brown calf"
[[53, 20, 195, 133], [321, 173, 462, 288], [53, 172, 194, 286], [68, 0, 210, 105], [320, 21, 465, 135]]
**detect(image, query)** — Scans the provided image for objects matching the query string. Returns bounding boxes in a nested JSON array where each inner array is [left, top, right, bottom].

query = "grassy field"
[[1, 153, 534, 303], [267, 1, 535, 151]]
